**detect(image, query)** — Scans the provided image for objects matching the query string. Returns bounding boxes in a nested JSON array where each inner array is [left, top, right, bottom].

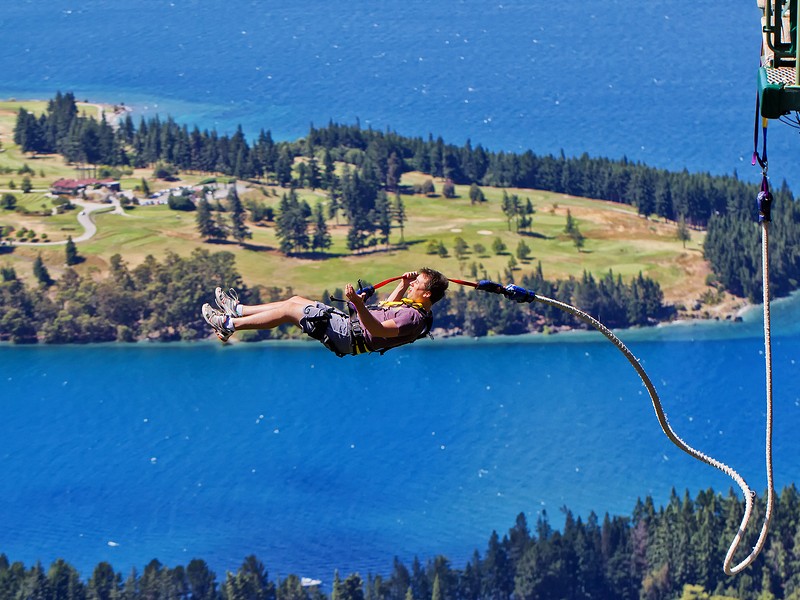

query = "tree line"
[[1, 485, 798, 600], [434, 263, 668, 337], [0, 249, 665, 344], [13, 92, 799, 303], [15, 94, 768, 228]]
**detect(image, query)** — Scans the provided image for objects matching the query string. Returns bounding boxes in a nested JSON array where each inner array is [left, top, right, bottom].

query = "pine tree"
[[311, 201, 332, 252], [564, 209, 577, 234], [227, 186, 252, 244], [393, 193, 406, 245], [1, 192, 17, 210], [374, 190, 392, 246], [33, 254, 53, 287], [516, 240, 532, 261], [492, 237, 507, 255], [564, 210, 585, 251], [274, 190, 310, 254], [322, 147, 336, 190], [501, 191, 516, 231], [469, 183, 486, 204], [677, 215, 691, 248], [185, 560, 217, 600], [47, 559, 85, 600], [431, 575, 442, 600], [65, 236, 80, 266], [386, 151, 401, 192], [307, 153, 321, 190], [276, 146, 294, 187], [196, 198, 225, 241], [454, 237, 469, 260], [87, 562, 120, 600]]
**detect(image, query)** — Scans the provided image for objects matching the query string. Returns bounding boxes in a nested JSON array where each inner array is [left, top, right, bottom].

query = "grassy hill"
[[0, 99, 738, 318]]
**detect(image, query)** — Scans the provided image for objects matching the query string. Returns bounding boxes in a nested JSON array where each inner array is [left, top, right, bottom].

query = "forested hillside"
[[13, 92, 800, 305], [0, 250, 666, 343], [0, 486, 796, 600]]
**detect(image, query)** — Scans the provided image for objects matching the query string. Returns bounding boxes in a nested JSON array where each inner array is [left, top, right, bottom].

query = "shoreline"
[[0, 295, 788, 349]]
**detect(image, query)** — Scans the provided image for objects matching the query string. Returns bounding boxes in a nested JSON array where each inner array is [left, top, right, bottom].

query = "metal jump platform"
[[758, 0, 800, 118]]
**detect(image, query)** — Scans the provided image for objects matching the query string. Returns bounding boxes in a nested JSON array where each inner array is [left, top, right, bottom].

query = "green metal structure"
[[758, 0, 800, 118]]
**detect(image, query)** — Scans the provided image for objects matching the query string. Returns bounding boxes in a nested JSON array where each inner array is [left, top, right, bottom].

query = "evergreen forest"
[[1, 486, 797, 600], [10, 92, 800, 307], [0, 249, 666, 343]]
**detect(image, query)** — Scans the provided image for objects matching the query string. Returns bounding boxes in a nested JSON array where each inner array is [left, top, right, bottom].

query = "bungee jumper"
[[201, 268, 448, 356]]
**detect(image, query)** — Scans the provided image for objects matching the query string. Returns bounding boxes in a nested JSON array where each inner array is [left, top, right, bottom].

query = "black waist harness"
[[310, 300, 433, 357]]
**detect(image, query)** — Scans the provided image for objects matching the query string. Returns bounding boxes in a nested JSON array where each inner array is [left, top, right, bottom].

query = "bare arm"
[[345, 283, 401, 338], [385, 271, 418, 303]]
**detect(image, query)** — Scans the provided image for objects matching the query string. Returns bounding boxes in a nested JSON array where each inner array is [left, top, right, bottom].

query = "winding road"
[[8, 197, 129, 247]]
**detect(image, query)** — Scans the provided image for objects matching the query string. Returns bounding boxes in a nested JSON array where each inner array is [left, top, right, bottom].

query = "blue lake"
[[2, 296, 799, 580]]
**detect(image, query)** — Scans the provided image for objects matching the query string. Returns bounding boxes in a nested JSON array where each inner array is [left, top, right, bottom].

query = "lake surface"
[[2, 295, 799, 581]]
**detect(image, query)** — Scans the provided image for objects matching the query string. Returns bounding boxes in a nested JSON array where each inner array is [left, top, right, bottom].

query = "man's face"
[[407, 274, 431, 302]]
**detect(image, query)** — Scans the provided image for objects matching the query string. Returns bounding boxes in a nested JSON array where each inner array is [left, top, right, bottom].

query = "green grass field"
[[0, 99, 715, 310]]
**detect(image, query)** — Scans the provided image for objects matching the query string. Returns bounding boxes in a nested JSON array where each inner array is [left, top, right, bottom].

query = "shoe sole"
[[202, 303, 233, 342]]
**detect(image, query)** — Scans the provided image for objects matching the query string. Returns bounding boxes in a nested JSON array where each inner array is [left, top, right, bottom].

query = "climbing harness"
[[328, 281, 432, 356]]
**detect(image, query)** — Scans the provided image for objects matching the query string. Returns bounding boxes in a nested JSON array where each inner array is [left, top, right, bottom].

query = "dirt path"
[[9, 199, 117, 247]]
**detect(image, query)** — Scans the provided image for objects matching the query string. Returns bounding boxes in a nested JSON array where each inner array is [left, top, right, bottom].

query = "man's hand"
[[401, 271, 418, 285], [345, 283, 366, 307], [345, 282, 400, 338], [386, 271, 418, 303]]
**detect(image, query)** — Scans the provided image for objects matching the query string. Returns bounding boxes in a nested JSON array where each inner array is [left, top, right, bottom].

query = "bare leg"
[[239, 296, 311, 317], [232, 296, 312, 331]]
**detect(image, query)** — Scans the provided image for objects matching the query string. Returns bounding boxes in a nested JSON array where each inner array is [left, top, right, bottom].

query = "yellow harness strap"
[[378, 298, 426, 311]]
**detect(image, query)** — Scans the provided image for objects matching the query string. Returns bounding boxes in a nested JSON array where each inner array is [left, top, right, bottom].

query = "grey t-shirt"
[[363, 305, 429, 352]]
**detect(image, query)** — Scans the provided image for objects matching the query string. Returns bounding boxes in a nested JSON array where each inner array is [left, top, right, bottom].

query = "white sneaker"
[[202, 303, 234, 342], [215, 287, 240, 318]]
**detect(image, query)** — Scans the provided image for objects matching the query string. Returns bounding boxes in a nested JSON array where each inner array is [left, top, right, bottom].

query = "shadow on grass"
[[519, 231, 551, 240], [202, 240, 417, 259]]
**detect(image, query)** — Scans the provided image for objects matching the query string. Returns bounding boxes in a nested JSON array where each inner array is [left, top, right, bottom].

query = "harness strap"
[[347, 308, 371, 355], [327, 294, 371, 356], [753, 94, 768, 170], [378, 298, 426, 311]]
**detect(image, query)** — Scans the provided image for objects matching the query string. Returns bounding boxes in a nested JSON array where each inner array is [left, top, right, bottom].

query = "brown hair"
[[419, 267, 449, 304]]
